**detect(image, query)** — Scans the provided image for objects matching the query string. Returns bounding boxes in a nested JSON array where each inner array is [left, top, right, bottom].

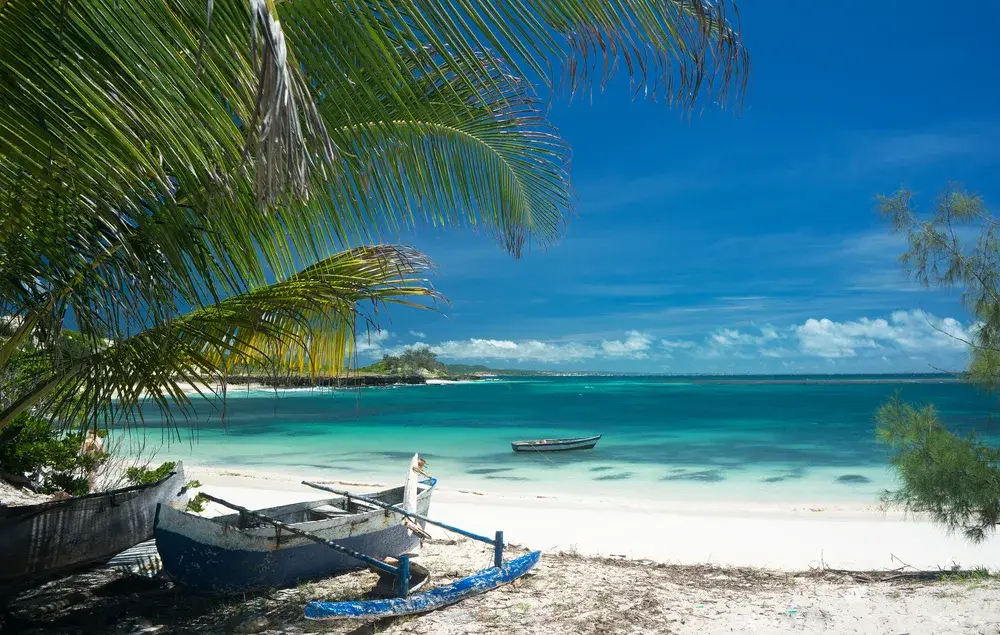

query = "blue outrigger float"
[[298, 481, 541, 620], [305, 551, 541, 620]]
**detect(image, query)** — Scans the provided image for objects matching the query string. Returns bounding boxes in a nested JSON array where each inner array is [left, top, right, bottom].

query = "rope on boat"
[[526, 442, 559, 468]]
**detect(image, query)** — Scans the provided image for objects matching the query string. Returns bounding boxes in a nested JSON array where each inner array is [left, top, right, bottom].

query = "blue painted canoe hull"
[[155, 521, 421, 596], [304, 551, 542, 620]]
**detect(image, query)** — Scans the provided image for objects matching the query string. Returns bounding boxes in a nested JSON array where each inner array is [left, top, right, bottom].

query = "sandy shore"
[[8, 464, 1000, 634], [189, 465, 1000, 572], [12, 538, 999, 634]]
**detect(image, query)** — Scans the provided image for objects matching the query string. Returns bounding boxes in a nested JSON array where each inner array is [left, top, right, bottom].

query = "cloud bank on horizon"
[[360, 309, 975, 374]]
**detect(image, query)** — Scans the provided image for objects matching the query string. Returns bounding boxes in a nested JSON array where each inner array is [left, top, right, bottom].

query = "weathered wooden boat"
[[511, 434, 602, 452], [304, 550, 541, 620], [0, 462, 187, 595], [154, 457, 435, 595]]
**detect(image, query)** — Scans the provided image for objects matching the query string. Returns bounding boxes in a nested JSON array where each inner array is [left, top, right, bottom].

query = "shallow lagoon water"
[[127, 376, 1000, 503]]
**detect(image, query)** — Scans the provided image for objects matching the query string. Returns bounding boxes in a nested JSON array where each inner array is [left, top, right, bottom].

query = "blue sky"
[[361, 1, 1000, 373]]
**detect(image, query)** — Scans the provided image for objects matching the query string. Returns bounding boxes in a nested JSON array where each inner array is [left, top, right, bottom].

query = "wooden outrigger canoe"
[[511, 434, 602, 452], [0, 463, 187, 595], [154, 457, 434, 595]]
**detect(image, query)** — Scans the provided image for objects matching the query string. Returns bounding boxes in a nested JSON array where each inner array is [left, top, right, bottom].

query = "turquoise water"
[[129, 376, 1000, 503]]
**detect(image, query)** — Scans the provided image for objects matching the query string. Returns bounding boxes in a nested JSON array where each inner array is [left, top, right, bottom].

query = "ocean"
[[128, 376, 1000, 503]]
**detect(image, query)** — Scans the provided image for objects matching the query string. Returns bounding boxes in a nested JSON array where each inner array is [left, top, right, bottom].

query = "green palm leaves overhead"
[[0, 0, 747, 431], [2, 247, 439, 430]]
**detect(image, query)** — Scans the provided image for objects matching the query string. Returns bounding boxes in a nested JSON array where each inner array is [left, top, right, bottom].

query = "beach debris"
[[124, 619, 167, 634], [405, 518, 433, 539], [233, 612, 271, 633]]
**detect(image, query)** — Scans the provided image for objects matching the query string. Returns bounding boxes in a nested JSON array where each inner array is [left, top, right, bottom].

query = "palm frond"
[[0, 246, 438, 431], [0, 0, 748, 431], [1, 0, 745, 267]]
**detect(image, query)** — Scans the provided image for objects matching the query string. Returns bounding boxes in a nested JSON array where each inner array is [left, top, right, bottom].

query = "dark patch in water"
[[467, 467, 513, 475], [594, 472, 633, 481], [662, 469, 726, 483], [761, 467, 807, 483], [485, 475, 529, 481], [589, 466, 614, 472], [836, 474, 872, 485]]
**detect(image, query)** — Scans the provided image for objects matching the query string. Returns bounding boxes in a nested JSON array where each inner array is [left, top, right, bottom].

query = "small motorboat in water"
[[511, 434, 602, 453]]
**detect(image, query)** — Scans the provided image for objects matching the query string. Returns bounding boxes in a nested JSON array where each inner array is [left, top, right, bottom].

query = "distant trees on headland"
[[378, 348, 446, 376]]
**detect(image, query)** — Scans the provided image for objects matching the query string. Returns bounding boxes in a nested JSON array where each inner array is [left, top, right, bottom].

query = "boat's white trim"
[[156, 484, 433, 552], [403, 454, 419, 513]]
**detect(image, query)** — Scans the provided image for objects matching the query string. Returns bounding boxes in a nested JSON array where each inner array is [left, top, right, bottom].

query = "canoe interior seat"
[[309, 504, 350, 520]]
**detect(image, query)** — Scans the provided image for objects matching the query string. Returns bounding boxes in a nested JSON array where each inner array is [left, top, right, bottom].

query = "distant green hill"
[[439, 363, 492, 374]]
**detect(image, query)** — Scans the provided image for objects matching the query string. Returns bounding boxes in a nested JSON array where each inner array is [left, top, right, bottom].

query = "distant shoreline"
[[206, 373, 964, 389], [683, 376, 964, 385]]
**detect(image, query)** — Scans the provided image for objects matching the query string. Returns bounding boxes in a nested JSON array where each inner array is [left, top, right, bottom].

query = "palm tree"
[[0, 0, 747, 432]]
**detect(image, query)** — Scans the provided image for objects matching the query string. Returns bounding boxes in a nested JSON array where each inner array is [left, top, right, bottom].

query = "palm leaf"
[[1, 0, 745, 262], [0, 246, 438, 430], [0, 0, 747, 430]]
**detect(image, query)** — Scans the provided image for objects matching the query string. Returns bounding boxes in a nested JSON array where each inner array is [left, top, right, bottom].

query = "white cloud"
[[355, 329, 391, 353], [794, 310, 973, 359], [379, 311, 973, 370], [711, 328, 751, 347], [708, 325, 780, 348], [759, 347, 795, 359], [661, 339, 696, 350], [426, 338, 599, 364], [409, 330, 427, 339], [600, 330, 653, 359]]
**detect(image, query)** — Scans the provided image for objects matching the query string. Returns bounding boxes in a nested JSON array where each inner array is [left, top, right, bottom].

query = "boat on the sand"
[[511, 434, 602, 452], [0, 462, 187, 595], [154, 456, 435, 595]]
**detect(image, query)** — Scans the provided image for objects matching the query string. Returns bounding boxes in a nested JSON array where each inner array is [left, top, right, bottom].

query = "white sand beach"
[[9, 465, 1000, 634], [189, 465, 1000, 573]]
